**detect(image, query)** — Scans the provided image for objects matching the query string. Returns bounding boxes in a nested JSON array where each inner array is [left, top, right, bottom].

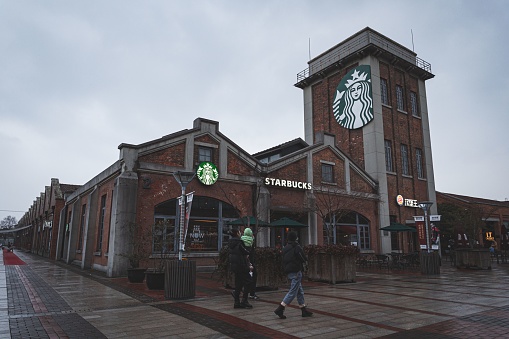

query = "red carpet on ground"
[[3, 249, 26, 265]]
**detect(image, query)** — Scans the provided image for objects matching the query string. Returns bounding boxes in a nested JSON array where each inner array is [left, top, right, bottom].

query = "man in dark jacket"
[[274, 231, 313, 319], [228, 228, 253, 309]]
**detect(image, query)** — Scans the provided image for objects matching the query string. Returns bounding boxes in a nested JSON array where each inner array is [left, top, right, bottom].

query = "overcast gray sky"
[[1, 0, 508, 223]]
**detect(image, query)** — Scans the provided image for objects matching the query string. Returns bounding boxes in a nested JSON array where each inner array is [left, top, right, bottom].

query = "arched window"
[[324, 211, 370, 250], [154, 196, 238, 253]]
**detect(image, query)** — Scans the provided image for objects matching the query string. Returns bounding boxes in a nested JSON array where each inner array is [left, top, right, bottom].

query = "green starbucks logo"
[[196, 162, 219, 185], [332, 65, 373, 129]]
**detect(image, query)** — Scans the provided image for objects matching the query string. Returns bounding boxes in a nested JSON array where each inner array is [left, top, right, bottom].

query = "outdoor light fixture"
[[418, 201, 434, 253], [173, 171, 196, 261]]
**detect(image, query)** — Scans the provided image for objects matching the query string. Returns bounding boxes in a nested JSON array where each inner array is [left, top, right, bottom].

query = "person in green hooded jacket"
[[228, 228, 253, 309], [241, 228, 259, 300]]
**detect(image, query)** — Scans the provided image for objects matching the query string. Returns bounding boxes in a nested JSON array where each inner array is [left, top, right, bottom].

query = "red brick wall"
[[139, 142, 186, 167], [311, 59, 429, 226], [311, 148, 346, 188], [228, 150, 255, 176], [91, 177, 116, 267], [194, 135, 220, 167]]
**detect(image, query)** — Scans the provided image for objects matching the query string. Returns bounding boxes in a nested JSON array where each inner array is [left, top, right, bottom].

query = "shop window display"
[[154, 196, 237, 252]]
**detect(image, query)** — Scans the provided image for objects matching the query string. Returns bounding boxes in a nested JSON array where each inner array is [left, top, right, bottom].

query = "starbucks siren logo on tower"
[[333, 65, 373, 129], [196, 161, 219, 185]]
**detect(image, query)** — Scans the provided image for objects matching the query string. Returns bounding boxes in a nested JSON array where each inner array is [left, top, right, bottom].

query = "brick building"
[[436, 192, 509, 250], [14, 179, 79, 258], [13, 27, 466, 277], [295, 27, 437, 253]]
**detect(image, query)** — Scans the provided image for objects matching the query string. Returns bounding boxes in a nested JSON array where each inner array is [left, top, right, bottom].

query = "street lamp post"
[[418, 201, 434, 253], [173, 171, 195, 261]]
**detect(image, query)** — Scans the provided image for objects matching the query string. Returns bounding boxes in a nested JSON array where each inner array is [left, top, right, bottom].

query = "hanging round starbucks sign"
[[196, 161, 219, 185]]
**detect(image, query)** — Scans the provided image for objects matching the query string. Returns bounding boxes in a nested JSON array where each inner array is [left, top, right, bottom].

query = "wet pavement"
[[2, 249, 509, 338]]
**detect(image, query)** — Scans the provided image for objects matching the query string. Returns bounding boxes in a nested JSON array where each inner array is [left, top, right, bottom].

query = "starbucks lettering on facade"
[[264, 177, 312, 190]]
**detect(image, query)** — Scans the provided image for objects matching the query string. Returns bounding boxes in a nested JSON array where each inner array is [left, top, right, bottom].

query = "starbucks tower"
[[295, 27, 437, 254]]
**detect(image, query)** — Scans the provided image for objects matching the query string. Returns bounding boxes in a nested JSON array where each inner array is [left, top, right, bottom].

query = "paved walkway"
[[2, 249, 509, 338]]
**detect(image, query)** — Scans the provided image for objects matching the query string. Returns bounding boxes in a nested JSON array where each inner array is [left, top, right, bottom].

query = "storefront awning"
[[380, 223, 416, 232], [227, 216, 269, 227], [269, 217, 308, 228]]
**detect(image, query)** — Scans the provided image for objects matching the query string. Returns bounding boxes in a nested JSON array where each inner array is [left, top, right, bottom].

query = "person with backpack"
[[274, 231, 313, 319], [228, 228, 254, 309]]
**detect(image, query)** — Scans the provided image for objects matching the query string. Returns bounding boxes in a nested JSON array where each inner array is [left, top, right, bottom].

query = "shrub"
[[304, 244, 360, 257]]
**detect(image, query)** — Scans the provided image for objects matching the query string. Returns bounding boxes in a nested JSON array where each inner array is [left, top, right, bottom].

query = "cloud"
[[1, 0, 509, 222]]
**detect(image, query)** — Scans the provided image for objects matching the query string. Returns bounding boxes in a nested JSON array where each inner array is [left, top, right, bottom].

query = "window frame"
[[78, 204, 86, 251], [410, 91, 419, 117], [96, 194, 107, 251], [396, 85, 404, 111], [321, 163, 334, 183], [416, 148, 424, 179], [380, 78, 389, 105], [198, 146, 213, 163], [384, 140, 394, 172], [401, 144, 409, 176]]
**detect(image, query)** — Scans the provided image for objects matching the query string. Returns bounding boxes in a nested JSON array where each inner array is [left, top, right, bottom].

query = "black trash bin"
[[165, 260, 196, 300], [420, 251, 440, 275]]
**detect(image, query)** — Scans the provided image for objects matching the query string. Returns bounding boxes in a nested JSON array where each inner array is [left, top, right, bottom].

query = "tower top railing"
[[296, 28, 432, 83]]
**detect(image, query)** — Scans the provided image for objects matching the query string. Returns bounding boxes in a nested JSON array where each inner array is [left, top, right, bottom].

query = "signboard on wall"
[[332, 65, 374, 129], [196, 162, 219, 185], [396, 194, 418, 208]]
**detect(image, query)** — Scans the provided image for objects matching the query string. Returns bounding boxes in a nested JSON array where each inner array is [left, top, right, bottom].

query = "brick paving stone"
[[4, 250, 509, 338]]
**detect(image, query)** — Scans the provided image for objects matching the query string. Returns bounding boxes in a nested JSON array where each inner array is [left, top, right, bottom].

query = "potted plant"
[[145, 220, 174, 290], [118, 222, 149, 283]]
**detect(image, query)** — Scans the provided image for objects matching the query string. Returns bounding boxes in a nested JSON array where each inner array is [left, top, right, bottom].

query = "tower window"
[[416, 148, 424, 179], [384, 140, 394, 172], [380, 78, 389, 105], [410, 91, 419, 117], [396, 85, 404, 111], [401, 144, 409, 175]]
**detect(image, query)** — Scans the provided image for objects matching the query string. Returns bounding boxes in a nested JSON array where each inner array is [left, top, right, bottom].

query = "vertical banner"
[[413, 216, 426, 249], [182, 191, 194, 251]]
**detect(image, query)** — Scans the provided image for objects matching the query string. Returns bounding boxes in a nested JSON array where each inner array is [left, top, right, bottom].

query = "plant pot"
[[455, 248, 491, 269], [307, 253, 357, 284], [127, 268, 147, 283], [145, 270, 165, 290]]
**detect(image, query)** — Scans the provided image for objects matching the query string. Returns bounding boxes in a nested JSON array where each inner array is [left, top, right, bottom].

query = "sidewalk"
[[3, 249, 509, 338]]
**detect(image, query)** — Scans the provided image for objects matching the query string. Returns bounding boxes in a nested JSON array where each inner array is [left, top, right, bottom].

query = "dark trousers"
[[249, 266, 257, 296], [234, 270, 252, 300]]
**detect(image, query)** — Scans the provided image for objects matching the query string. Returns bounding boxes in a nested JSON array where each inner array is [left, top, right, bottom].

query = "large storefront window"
[[325, 212, 370, 250], [154, 196, 237, 253]]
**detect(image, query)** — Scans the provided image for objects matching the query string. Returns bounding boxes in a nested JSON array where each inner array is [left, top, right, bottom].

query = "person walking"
[[274, 231, 313, 319], [241, 228, 260, 300], [228, 228, 253, 309]]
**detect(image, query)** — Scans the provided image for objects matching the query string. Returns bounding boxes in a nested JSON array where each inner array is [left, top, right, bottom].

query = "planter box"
[[256, 267, 286, 289], [307, 253, 356, 284], [420, 252, 440, 275], [145, 270, 165, 290], [223, 268, 284, 290], [127, 268, 147, 283], [455, 248, 492, 270]]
